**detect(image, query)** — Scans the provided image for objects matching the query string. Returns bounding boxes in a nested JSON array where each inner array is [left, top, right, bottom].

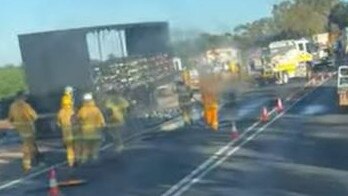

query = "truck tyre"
[[338, 102, 348, 113], [276, 72, 283, 85], [306, 62, 312, 80], [282, 72, 289, 84], [258, 80, 265, 86]]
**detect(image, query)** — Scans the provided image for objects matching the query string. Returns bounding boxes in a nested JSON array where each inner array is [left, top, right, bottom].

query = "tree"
[[172, 33, 233, 58], [233, 17, 277, 49], [0, 66, 27, 98], [173, 0, 343, 65], [295, 0, 338, 16], [329, 1, 348, 29], [271, 0, 338, 38]]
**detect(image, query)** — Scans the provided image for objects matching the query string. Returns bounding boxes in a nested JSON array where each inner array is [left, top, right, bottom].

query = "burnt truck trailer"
[[18, 21, 177, 135]]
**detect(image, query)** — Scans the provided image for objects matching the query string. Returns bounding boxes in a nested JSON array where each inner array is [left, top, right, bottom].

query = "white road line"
[[161, 109, 281, 196], [0, 116, 179, 191], [163, 76, 332, 196], [0, 162, 65, 190], [173, 109, 285, 196], [0, 117, 184, 191], [0, 152, 22, 158], [0, 159, 10, 164], [161, 120, 261, 196]]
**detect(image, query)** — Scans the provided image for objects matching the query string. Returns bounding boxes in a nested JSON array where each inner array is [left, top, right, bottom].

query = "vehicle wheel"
[[282, 72, 289, 84], [306, 62, 312, 79], [338, 104, 348, 113], [306, 70, 312, 81], [276, 73, 283, 85]]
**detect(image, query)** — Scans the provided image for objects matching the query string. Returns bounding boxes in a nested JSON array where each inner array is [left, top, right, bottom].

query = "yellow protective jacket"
[[118, 97, 130, 112], [57, 107, 75, 142], [105, 97, 129, 126], [229, 61, 239, 74], [61, 93, 74, 109], [8, 100, 38, 137], [181, 69, 191, 86], [177, 84, 193, 108], [57, 107, 74, 128], [77, 101, 105, 136]]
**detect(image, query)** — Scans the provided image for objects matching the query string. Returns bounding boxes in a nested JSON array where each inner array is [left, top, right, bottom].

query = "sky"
[[0, 0, 279, 65]]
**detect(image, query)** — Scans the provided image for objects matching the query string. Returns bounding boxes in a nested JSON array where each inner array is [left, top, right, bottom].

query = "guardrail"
[[306, 71, 336, 87], [0, 102, 203, 147]]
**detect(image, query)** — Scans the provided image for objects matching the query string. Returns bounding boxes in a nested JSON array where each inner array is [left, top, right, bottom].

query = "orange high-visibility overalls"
[[200, 73, 219, 131]]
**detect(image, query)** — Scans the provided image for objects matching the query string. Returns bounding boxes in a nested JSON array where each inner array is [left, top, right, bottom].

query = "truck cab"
[[294, 39, 311, 53]]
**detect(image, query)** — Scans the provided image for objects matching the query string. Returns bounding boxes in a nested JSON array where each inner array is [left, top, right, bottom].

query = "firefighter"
[[200, 73, 219, 131], [57, 98, 76, 167], [77, 93, 105, 163], [8, 91, 39, 173], [181, 68, 191, 86], [236, 63, 242, 80], [61, 86, 74, 109], [104, 92, 129, 153], [228, 61, 241, 80], [176, 81, 194, 125]]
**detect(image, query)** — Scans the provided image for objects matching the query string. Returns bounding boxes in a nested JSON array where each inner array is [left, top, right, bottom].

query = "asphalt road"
[[1, 77, 342, 196], [180, 78, 348, 196]]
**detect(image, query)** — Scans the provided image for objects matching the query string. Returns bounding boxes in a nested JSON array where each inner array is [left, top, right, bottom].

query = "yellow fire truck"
[[260, 39, 313, 84]]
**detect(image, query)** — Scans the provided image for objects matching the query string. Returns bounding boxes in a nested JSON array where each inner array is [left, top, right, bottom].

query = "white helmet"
[[83, 93, 93, 101], [65, 86, 73, 93]]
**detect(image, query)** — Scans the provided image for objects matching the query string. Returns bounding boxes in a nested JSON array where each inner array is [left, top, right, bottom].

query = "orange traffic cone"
[[276, 98, 283, 113], [48, 168, 60, 196], [230, 121, 239, 140], [260, 107, 269, 122]]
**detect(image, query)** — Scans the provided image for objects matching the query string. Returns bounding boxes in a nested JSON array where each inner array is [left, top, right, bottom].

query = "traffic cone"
[[260, 107, 269, 122], [230, 121, 239, 140], [48, 168, 60, 196], [276, 98, 283, 113]]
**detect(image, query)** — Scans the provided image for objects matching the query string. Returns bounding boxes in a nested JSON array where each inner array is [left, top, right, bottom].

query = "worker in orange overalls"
[[77, 93, 105, 163], [8, 91, 39, 173], [57, 98, 76, 167], [200, 71, 219, 131]]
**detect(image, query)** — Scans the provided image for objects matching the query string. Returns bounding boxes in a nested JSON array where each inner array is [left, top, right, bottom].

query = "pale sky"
[[0, 0, 279, 65]]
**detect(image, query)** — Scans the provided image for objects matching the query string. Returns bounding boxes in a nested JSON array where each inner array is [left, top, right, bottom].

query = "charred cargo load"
[[18, 22, 174, 113]]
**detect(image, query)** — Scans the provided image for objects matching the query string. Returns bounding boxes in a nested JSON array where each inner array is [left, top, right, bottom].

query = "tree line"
[[2, 0, 348, 98], [173, 0, 348, 57], [0, 65, 27, 99]]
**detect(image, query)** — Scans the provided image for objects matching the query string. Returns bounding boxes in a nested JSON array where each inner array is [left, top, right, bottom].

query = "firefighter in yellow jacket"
[[8, 91, 39, 173], [181, 68, 191, 86], [61, 86, 74, 109], [57, 98, 76, 167], [77, 93, 105, 162], [176, 81, 193, 125], [104, 93, 129, 152]]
